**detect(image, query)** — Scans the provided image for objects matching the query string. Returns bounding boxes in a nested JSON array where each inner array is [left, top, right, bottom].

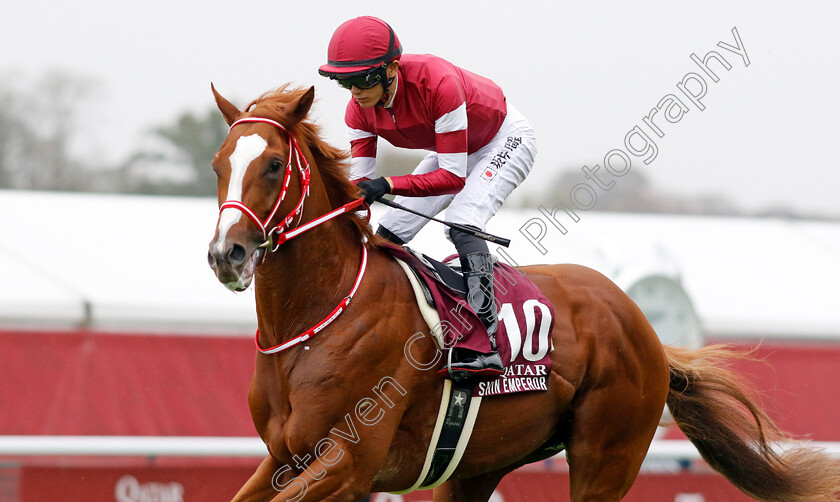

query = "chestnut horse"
[[207, 84, 840, 502]]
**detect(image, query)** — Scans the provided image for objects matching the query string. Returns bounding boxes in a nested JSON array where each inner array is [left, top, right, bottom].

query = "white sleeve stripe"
[[348, 128, 376, 141], [435, 102, 468, 134], [350, 156, 377, 181], [437, 152, 467, 177]]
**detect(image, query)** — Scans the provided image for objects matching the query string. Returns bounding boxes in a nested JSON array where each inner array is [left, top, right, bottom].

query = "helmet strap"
[[377, 67, 395, 106]]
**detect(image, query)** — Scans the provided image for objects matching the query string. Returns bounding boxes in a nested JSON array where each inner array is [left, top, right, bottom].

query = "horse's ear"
[[211, 82, 240, 126], [291, 86, 315, 123]]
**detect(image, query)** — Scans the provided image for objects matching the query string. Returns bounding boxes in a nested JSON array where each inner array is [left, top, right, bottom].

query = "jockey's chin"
[[351, 86, 383, 109]]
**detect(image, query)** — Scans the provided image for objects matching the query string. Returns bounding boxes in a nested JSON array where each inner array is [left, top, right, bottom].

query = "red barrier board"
[[19, 465, 254, 502], [1, 331, 838, 440]]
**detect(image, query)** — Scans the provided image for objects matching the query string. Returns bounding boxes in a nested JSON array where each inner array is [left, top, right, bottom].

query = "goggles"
[[334, 68, 385, 90]]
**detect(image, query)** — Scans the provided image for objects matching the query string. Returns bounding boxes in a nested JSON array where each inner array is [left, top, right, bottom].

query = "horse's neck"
[[253, 215, 363, 346]]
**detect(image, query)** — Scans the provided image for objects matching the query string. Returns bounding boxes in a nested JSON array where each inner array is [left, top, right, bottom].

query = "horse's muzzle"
[[207, 241, 265, 292]]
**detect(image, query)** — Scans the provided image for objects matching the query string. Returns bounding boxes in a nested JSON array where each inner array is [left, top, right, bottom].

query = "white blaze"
[[215, 134, 268, 252]]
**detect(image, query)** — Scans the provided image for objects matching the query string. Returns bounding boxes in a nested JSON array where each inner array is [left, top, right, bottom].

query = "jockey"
[[319, 16, 537, 382]]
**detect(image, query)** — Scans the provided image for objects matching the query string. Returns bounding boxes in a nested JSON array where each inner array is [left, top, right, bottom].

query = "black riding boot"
[[446, 229, 505, 382], [376, 226, 405, 245]]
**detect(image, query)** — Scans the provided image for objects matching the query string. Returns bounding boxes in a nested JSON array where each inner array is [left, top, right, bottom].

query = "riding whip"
[[374, 197, 511, 247]]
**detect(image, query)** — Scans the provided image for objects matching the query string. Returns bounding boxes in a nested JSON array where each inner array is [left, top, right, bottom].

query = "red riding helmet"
[[318, 16, 402, 78]]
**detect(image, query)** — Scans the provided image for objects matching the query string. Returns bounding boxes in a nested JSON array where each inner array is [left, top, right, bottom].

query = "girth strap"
[[390, 259, 484, 494], [389, 379, 482, 494]]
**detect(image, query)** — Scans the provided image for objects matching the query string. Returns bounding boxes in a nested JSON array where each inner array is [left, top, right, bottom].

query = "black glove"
[[357, 177, 391, 204]]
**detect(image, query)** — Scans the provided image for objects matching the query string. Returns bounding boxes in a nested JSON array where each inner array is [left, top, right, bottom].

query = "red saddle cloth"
[[383, 244, 555, 398]]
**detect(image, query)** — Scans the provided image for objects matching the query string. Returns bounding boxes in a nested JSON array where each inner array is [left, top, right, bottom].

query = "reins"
[[221, 116, 368, 355]]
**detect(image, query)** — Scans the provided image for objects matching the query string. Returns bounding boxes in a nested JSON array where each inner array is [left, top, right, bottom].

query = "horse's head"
[[207, 84, 315, 291]]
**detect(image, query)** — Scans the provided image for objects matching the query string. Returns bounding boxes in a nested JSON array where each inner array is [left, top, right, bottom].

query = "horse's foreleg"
[[232, 455, 287, 502], [232, 453, 369, 502], [432, 469, 509, 502], [265, 452, 372, 502], [231, 448, 376, 502]]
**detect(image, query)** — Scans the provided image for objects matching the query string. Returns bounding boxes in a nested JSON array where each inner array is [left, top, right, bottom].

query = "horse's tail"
[[664, 345, 840, 502]]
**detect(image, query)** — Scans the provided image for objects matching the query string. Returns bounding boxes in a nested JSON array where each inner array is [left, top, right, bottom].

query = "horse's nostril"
[[228, 244, 247, 265], [207, 251, 217, 268]]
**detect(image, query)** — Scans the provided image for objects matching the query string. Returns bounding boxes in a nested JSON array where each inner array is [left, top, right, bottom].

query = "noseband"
[[220, 117, 364, 251]]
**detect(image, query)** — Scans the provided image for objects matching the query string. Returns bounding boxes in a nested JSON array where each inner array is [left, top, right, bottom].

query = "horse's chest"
[[251, 389, 329, 458], [249, 386, 292, 447]]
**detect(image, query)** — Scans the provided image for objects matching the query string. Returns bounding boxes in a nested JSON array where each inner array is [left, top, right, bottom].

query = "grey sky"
[[3, 0, 838, 215]]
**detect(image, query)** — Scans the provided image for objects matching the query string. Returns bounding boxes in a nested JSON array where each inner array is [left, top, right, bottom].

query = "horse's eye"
[[269, 160, 284, 173]]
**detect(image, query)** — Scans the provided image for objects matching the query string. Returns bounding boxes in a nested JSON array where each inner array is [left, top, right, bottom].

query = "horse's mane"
[[246, 85, 381, 246]]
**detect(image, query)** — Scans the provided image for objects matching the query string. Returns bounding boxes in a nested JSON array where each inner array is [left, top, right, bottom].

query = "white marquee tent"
[[2, 190, 839, 341]]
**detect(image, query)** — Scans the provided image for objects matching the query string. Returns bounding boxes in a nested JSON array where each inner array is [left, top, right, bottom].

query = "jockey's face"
[[349, 61, 399, 109], [350, 83, 384, 108]]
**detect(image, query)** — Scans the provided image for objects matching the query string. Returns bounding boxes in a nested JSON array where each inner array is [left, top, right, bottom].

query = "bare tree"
[[0, 74, 34, 188], [0, 70, 98, 190], [119, 108, 228, 196]]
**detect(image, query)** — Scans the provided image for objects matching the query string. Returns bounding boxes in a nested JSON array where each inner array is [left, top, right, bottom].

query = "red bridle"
[[219, 116, 368, 355], [220, 117, 364, 251]]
